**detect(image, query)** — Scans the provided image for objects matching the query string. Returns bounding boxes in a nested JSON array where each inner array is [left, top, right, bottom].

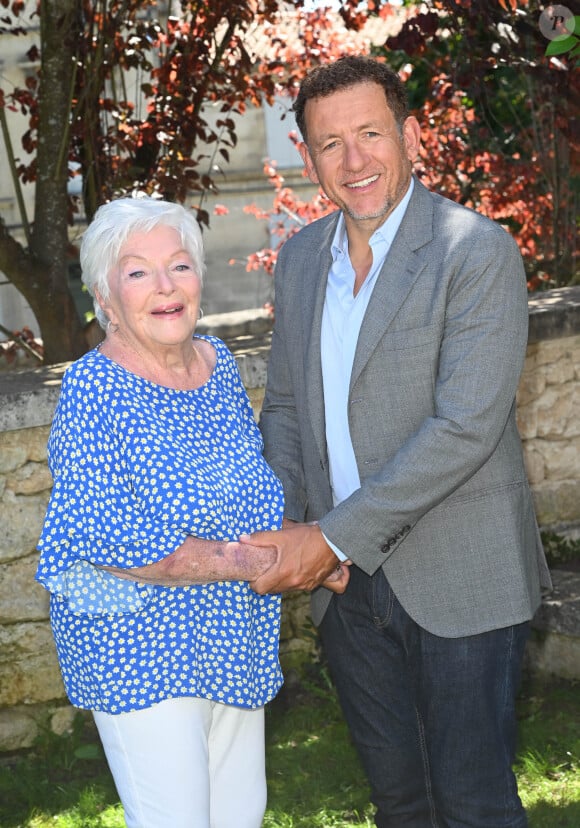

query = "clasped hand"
[[243, 521, 351, 595]]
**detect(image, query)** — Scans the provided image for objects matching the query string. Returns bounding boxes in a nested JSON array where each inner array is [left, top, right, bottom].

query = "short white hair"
[[80, 196, 206, 330]]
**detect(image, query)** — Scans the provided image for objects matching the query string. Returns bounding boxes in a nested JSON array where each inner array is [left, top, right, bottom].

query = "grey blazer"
[[260, 178, 551, 637]]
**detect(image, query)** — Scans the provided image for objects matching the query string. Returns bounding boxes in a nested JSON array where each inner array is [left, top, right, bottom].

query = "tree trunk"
[[29, 0, 87, 365]]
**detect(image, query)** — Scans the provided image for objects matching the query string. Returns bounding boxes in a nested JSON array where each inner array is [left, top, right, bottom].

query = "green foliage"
[[264, 680, 374, 827], [541, 531, 580, 569], [0, 713, 118, 828], [545, 16, 580, 58], [379, 0, 579, 290], [517, 677, 580, 825]]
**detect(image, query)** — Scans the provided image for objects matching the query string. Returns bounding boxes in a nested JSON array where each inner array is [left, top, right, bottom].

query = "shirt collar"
[[331, 177, 415, 261]]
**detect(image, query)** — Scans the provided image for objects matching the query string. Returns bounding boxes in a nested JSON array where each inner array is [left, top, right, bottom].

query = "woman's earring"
[[198, 308, 204, 320], [107, 320, 119, 334]]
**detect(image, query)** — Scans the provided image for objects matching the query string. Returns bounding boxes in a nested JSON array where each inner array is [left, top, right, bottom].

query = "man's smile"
[[345, 174, 380, 189]]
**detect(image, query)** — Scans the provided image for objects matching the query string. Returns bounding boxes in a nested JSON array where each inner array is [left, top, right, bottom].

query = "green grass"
[[517, 679, 580, 825], [1, 672, 578, 828]]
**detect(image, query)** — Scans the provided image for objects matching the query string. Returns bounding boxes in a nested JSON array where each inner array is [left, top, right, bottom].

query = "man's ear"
[[298, 141, 320, 185], [402, 116, 421, 162]]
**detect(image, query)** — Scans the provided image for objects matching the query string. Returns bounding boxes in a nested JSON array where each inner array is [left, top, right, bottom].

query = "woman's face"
[[97, 224, 202, 353]]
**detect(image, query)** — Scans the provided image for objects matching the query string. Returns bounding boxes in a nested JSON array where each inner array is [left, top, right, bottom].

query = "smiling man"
[[248, 56, 551, 827]]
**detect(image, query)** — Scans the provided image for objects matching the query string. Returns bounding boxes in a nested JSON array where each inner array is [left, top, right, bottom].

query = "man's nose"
[[343, 140, 368, 171]]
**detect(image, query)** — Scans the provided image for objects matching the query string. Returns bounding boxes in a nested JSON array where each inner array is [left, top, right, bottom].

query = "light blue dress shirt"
[[321, 180, 414, 560]]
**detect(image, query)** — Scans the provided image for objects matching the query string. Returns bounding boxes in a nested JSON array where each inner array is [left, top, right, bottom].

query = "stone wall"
[[517, 289, 580, 536], [1, 290, 579, 752]]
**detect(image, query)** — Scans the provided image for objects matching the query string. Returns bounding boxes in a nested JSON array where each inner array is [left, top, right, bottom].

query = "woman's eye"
[[174, 264, 191, 272], [128, 270, 146, 279]]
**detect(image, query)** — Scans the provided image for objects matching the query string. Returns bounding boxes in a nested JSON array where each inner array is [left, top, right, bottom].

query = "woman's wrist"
[[224, 541, 277, 581]]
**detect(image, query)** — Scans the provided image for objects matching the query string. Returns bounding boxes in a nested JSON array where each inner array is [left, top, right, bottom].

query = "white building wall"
[[0, 4, 40, 333]]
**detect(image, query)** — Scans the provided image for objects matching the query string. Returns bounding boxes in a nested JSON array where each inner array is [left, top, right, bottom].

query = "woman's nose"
[[155, 269, 175, 291]]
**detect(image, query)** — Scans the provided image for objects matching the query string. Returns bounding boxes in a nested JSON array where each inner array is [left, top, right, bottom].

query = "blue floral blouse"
[[36, 336, 284, 714]]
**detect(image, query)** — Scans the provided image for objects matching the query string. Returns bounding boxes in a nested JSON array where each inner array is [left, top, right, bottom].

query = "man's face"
[[299, 81, 421, 237]]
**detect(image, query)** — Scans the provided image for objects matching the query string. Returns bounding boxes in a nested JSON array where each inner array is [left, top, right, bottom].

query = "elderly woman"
[[36, 196, 310, 828]]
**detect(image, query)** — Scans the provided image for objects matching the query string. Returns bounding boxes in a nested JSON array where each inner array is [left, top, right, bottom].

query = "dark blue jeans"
[[319, 566, 529, 828]]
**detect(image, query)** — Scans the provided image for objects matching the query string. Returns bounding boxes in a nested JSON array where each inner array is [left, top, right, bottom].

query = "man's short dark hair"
[[293, 55, 409, 144]]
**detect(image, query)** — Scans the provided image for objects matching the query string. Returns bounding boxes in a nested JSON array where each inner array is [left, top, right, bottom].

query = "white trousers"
[[93, 697, 267, 828]]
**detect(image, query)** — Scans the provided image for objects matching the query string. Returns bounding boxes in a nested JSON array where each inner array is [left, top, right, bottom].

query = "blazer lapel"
[[303, 213, 339, 463], [351, 180, 435, 391]]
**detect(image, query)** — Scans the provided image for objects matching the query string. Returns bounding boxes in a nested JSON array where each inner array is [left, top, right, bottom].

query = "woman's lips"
[[151, 304, 184, 316]]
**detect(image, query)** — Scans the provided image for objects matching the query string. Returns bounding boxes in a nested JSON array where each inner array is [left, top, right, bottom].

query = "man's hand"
[[321, 560, 351, 594], [245, 522, 350, 595]]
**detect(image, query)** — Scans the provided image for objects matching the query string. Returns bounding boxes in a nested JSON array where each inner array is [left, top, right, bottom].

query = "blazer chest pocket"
[[362, 323, 440, 394], [378, 321, 441, 352]]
